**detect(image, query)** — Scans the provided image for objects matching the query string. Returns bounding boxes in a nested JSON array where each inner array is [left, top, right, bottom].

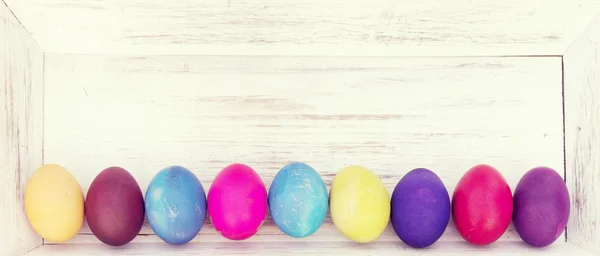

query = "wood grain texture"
[[564, 14, 600, 254], [24, 241, 598, 256], [0, 3, 44, 256], [4, 0, 600, 56], [42, 54, 564, 244]]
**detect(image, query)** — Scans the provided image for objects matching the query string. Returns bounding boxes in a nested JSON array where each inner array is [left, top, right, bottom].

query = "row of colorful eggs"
[[24, 162, 570, 249]]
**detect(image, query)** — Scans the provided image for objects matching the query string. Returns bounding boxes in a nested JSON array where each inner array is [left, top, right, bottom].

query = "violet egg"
[[513, 166, 570, 247], [391, 168, 450, 248]]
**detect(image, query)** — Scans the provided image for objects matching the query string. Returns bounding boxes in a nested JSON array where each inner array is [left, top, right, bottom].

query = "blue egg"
[[268, 162, 328, 238], [145, 165, 207, 245]]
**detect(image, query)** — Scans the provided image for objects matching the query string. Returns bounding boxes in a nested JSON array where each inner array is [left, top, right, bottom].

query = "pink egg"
[[207, 163, 268, 240], [452, 164, 513, 245]]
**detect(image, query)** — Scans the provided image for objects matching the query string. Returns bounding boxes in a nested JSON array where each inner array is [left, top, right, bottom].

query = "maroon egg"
[[85, 166, 145, 246]]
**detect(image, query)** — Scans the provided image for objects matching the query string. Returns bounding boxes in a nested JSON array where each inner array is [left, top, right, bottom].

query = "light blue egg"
[[268, 162, 328, 238], [145, 165, 207, 245]]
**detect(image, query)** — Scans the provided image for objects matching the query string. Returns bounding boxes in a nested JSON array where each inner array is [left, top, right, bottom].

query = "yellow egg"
[[25, 164, 84, 242], [330, 166, 390, 243]]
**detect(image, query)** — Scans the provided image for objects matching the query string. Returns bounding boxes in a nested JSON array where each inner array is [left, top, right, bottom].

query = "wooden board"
[[0, 3, 44, 256], [23, 241, 599, 256], [42, 54, 564, 244], [4, 0, 600, 56], [564, 14, 600, 254]]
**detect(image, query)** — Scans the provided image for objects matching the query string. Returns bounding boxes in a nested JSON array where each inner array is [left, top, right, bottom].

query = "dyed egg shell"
[[145, 166, 207, 245], [513, 166, 570, 247], [268, 162, 328, 238], [391, 168, 450, 248], [208, 163, 268, 240], [24, 164, 85, 242], [330, 166, 390, 243], [86, 166, 145, 246], [452, 164, 513, 245]]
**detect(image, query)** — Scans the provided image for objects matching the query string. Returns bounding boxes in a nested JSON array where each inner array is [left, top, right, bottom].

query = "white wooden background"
[[42, 54, 564, 244]]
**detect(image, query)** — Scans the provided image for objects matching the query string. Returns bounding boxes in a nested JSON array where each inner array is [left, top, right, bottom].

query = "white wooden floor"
[[25, 241, 597, 256]]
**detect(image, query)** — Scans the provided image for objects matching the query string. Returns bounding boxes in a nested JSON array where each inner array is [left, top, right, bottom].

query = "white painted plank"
[[43, 54, 564, 244], [60, 222, 515, 244], [4, 0, 600, 56], [0, 3, 44, 256], [24, 241, 597, 256], [564, 14, 600, 254]]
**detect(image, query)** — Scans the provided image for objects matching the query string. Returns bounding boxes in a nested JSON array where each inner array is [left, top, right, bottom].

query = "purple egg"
[[391, 168, 450, 248], [513, 166, 570, 247]]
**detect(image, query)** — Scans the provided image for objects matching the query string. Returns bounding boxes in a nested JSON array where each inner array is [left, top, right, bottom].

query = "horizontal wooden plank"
[[43, 54, 564, 244], [564, 13, 600, 254], [25, 241, 596, 256], [0, 3, 44, 255], [60, 220, 518, 244], [4, 0, 600, 56]]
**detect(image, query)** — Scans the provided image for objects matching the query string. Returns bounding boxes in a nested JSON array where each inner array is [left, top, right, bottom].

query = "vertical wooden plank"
[[0, 3, 44, 256], [564, 14, 600, 254]]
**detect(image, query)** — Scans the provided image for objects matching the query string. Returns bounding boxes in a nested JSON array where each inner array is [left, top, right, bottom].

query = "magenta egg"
[[452, 164, 513, 245], [207, 163, 268, 240]]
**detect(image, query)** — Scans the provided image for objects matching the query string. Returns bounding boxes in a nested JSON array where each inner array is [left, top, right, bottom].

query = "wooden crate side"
[[20, 240, 600, 256], [564, 14, 600, 254], [0, 3, 44, 256], [4, 0, 600, 56]]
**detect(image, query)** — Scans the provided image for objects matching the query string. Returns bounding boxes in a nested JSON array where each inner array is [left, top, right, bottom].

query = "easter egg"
[[391, 168, 450, 248], [330, 165, 390, 243], [513, 166, 570, 247], [452, 164, 513, 245], [145, 165, 207, 245], [208, 163, 268, 240], [85, 166, 145, 246], [268, 162, 328, 238], [24, 164, 85, 242]]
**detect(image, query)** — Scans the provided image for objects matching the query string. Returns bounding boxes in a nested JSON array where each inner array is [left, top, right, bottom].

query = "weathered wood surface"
[[4, 0, 600, 56], [24, 240, 598, 256], [0, 3, 44, 256], [43, 54, 564, 244], [564, 14, 600, 255]]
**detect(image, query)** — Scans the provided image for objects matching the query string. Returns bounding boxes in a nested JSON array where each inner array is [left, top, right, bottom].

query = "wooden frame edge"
[[563, 12, 600, 255], [0, 3, 44, 256]]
